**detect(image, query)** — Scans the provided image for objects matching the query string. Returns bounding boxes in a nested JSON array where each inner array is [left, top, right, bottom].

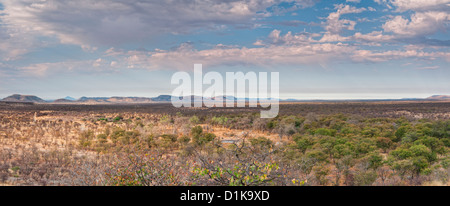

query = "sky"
[[0, 0, 449, 100]]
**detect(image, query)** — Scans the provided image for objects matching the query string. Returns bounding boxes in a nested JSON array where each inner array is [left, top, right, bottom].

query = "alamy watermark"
[[171, 64, 279, 118]]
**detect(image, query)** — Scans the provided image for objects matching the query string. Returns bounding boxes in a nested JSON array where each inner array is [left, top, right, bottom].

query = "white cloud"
[[1, 0, 448, 75], [101, 40, 450, 71], [390, 0, 450, 12], [266, 29, 314, 45], [364, 1, 450, 47], [97, 26, 450, 71], [418, 66, 440, 70], [353, 31, 395, 42], [319, 33, 351, 42], [104, 40, 356, 71], [18, 59, 120, 77], [324, 4, 367, 34], [352, 49, 450, 62], [383, 11, 450, 37], [0, 22, 36, 61], [374, 0, 387, 5], [0, 0, 316, 48]]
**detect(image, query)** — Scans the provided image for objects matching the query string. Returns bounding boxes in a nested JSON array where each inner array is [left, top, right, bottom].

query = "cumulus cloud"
[[383, 11, 450, 37], [389, 0, 450, 12], [102, 29, 450, 70], [324, 4, 367, 34], [0, 0, 315, 47], [358, 0, 450, 48], [1, 0, 448, 76], [374, 0, 450, 48], [104, 40, 356, 71], [265, 29, 316, 45], [353, 31, 395, 42]]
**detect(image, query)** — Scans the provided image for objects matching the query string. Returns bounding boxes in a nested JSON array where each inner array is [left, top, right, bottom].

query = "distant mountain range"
[[1, 94, 450, 104]]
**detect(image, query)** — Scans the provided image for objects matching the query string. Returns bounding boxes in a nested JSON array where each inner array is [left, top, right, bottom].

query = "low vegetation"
[[0, 102, 449, 185]]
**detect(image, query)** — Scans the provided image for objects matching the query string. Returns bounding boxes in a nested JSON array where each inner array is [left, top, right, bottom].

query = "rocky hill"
[[427, 95, 450, 100], [151, 95, 173, 102], [1, 94, 46, 103], [53, 98, 74, 103]]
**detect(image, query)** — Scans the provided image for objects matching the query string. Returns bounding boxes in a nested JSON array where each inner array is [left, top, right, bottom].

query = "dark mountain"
[[53, 98, 74, 103], [151, 95, 173, 102], [1, 94, 46, 103], [78, 97, 110, 102]]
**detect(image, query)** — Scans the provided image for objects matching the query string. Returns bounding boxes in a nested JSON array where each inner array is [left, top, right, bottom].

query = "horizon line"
[[1, 93, 449, 102]]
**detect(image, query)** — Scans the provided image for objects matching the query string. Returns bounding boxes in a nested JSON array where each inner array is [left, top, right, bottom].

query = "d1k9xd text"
[[180, 190, 270, 203]]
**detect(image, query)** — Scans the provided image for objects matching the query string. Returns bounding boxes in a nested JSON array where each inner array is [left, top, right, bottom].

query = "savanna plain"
[[1, 101, 450, 186]]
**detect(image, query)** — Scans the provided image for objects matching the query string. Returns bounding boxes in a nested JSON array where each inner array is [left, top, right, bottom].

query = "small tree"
[[189, 116, 200, 125], [376, 137, 393, 153]]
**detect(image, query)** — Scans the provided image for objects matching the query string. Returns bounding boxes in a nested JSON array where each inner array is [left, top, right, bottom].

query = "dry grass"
[[0, 102, 449, 186]]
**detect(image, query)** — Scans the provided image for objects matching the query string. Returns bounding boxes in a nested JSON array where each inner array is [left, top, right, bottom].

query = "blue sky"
[[0, 0, 449, 100]]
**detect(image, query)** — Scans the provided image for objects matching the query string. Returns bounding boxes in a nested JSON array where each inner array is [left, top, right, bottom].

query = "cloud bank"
[[0, 0, 448, 75]]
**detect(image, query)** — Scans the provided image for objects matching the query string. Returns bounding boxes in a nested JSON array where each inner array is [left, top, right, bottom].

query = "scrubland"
[[0, 101, 449, 186]]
